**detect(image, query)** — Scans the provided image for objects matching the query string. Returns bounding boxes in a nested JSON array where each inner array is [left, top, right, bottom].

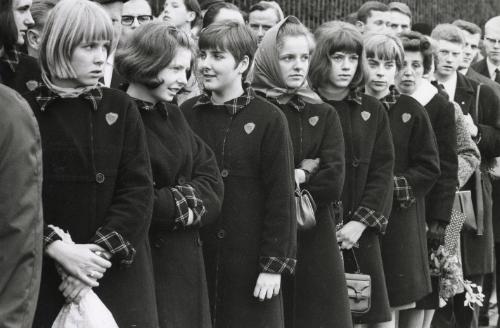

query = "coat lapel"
[[472, 59, 490, 79], [455, 72, 475, 115]]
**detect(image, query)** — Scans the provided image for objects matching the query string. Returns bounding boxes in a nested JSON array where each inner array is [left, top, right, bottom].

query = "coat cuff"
[[170, 184, 206, 227], [91, 227, 136, 266], [352, 206, 388, 234], [43, 225, 62, 249], [393, 176, 416, 209], [259, 256, 297, 275]]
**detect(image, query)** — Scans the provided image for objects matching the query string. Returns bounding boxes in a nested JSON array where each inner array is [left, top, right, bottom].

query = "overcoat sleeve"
[[91, 100, 154, 264], [399, 107, 441, 198], [353, 103, 394, 233], [306, 106, 345, 203], [477, 84, 500, 160], [426, 101, 457, 223], [259, 109, 297, 274], [0, 86, 43, 328]]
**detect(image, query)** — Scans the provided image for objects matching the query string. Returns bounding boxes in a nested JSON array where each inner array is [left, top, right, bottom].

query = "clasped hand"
[[336, 221, 367, 250], [253, 273, 281, 301]]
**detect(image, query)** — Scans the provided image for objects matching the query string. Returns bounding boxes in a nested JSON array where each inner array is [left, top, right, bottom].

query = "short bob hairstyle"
[[198, 21, 257, 80], [39, 0, 114, 80], [115, 22, 194, 89], [0, 0, 18, 50], [363, 33, 405, 71], [399, 30, 433, 74], [309, 21, 363, 89], [430, 24, 465, 46]]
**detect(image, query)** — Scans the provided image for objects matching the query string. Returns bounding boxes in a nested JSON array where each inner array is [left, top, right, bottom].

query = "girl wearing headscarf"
[[250, 16, 352, 328], [310, 21, 395, 327], [24, 1, 158, 326]]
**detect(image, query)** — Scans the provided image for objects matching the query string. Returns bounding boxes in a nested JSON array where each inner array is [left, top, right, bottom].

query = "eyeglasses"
[[121, 15, 153, 26], [484, 37, 500, 46]]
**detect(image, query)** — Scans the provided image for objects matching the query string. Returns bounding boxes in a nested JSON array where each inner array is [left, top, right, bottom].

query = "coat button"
[[178, 176, 186, 185], [196, 236, 203, 246], [221, 169, 229, 178], [352, 159, 359, 168], [96, 172, 105, 183], [217, 229, 226, 239]]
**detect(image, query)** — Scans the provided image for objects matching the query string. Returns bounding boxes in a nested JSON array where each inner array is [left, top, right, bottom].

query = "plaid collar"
[[193, 85, 255, 116], [133, 98, 169, 118], [0, 48, 21, 72], [379, 86, 400, 110], [35, 84, 103, 112], [345, 88, 363, 105]]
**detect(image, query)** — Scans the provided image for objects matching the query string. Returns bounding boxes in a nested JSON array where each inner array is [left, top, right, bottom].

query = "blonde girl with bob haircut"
[[27, 0, 159, 327], [310, 21, 395, 327]]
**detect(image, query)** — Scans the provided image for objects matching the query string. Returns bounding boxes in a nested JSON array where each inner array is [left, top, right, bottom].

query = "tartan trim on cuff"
[[259, 256, 297, 275], [91, 228, 136, 266], [393, 176, 415, 209], [43, 225, 62, 249], [352, 206, 388, 234], [171, 184, 206, 227]]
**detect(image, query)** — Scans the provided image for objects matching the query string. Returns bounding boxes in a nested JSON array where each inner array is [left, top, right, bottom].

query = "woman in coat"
[[25, 1, 158, 327], [251, 16, 352, 328], [181, 22, 297, 328], [309, 22, 395, 327], [115, 22, 223, 328], [363, 33, 441, 327]]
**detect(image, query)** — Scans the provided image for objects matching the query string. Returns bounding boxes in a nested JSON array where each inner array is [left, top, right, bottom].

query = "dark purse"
[[295, 186, 317, 230], [345, 250, 371, 316]]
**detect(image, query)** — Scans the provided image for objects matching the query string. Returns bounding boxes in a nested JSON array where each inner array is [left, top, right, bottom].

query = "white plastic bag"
[[51, 290, 119, 328]]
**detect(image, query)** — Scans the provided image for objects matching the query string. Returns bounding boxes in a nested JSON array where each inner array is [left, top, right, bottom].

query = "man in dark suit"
[[432, 23, 500, 328]]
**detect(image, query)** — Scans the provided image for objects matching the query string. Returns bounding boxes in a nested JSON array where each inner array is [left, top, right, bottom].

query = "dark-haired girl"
[[251, 16, 352, 328], [310, 21, 394, 328], [115, 21, 223, 328]]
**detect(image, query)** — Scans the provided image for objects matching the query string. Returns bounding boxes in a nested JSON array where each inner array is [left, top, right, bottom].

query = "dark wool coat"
[[181, 91, 297, 328], [0, 85, 43, 328], [454, 72, 500, 276], [381, 94, 441, 306], [25, 87, 159, 328], [266, 97, 352, 328], [135, 99, 224, 328], [326, 93, 394, 324], [0, 52, 41, 95]]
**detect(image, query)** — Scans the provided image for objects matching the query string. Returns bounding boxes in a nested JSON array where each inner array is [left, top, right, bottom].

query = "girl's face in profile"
[[328, 51, 359, 90], [150, 47, 191, 102], [68, 40, 109, 87], [278, 35, 310, 89]]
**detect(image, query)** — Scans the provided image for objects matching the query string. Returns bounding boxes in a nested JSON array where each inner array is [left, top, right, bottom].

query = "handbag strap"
[[350, 248, 362, 274], [474, 84, 484, 236]]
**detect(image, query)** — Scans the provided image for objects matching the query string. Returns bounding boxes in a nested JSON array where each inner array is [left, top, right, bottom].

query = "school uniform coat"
[[25, 86, 159, 328], [325, 92, 394, 323], [0, 50, 41, 95], [181, 88, 297, 328], [134, 99, 224, 328], [454, 72, 500, 276], [380, 93, 441, 306], [266, 96, 352, 328], [0, 85, 43, 328]]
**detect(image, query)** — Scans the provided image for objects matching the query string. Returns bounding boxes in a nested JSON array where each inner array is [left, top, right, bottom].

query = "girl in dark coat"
[[181, 22, 297, 328], [26, 1, 158, 327], [395, 31, 458, 328], [115, 22, 224, 328], [250, 17, 352, 328], [310, 22, 395, 327], [363, 33, 441, 327]]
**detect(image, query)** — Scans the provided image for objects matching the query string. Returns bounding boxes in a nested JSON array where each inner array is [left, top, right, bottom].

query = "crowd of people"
[[1, 0, 500, 327]]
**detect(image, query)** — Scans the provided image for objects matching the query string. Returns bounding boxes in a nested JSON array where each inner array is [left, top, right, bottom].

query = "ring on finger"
[[88, 271, 97, 278]]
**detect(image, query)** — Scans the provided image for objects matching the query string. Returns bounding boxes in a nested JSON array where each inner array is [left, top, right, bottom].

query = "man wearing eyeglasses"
[[119, 0, 152, 47], [473, 16, 500, 85]]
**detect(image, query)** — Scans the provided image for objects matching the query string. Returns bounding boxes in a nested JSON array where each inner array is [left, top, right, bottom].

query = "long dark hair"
[[0, 0, 18, 50]]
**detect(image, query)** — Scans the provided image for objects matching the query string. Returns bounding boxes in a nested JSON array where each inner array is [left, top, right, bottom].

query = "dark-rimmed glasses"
[[121, 15, 153, 26]]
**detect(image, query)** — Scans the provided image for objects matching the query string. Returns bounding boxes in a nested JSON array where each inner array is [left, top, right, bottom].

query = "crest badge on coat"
[[105, 112, 119, 126], [26, 80, 39, 91], [402, 113, 411, 123], [309, 116, 319, 126], [244, 122, 255, 134], [361, 111, 371, 121]]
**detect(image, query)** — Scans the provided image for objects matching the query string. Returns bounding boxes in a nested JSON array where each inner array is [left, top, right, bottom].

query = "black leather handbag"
[[295, 186, 317, 230]]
